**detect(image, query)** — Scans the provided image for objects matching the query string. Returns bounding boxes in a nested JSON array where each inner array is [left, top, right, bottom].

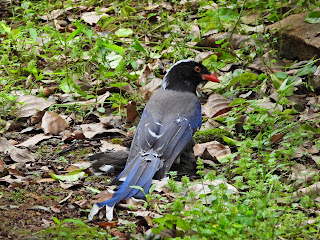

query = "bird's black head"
[[161, 60, 220, 94]]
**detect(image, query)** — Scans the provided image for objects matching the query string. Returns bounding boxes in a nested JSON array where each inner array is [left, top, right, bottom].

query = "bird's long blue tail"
[[89, 150, 161, 220]]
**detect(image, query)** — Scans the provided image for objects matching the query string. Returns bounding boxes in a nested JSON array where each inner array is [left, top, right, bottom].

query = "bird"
[[89, 59, 220, 220]]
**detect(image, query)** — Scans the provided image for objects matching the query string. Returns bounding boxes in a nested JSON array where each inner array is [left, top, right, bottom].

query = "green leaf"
[[301, 124, 317, 133], [105, 52, 123, 69], [50, 171, 87, 182], [228, 72, 257, 89], [223, 136, 240, 146], [66, 26, 82, 42], [315, 140, 320, 151], [229, 98, 247, 107], [132, 37, 147, 52], [59, 77, 85, 96], [0, 23, 11, 33], [62, 219, 87, 227], [115, 28, 133, 38], [103, 43, 125, 55], [305, 11, 320, 24], [274, 71, 288, 80], [29, 28, 37, 42], [104, 71, 116, 78], [130, 186, 146, 196], [149, 184, 157, 194], [86, 186, 101, 194], [121, 6, 137, 16], [53, 217, 61, 226]]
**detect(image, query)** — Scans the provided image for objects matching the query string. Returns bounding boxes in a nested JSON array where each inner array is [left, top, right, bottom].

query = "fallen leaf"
[[50, 171, 87, 182], [91, 190, 114, 204], [137, 65, 153, 86], [100, 140, 128, 152], [188, 179, 238, 200], [126, 101, 139, 122], [16, 95, 53, 118], [194, 141, 231, 160], [9, 147, 35, 163], [290, 163, 318, 185], [17, 134, 53, 147], [203, 93, 232, 118], [80, 123, 125, 138], [81, 12, 108, 25], [41, 111, 69, 135], [40, 9, 64, 21], [138, 77, 162, 101]]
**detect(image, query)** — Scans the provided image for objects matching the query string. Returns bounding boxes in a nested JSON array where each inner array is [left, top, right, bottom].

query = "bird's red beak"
[[201, 74, 220, 83]]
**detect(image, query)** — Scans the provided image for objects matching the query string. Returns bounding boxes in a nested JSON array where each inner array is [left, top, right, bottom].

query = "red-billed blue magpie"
[[89, 60, 220, 220]]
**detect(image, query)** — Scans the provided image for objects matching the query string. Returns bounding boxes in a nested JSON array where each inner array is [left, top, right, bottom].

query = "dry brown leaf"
[[248, 52, 286, 73], [190, 25, 200, 39], [36, 178, 56, 183], [137, 65, 153, 86], [126, 101, 139, 122], [194, 51, 215, 62], [290, 163, 318, 185], [9, 147, 35, 163], [292, 182, 320, 199], [188, 180, 238, 200], [138, 77, 162, 101], [91, 190, 114, 204], [200, 32, 254, 49], [203, 93, 232, 118], [40, 9, 64, 21], [30, 111, 45, 125], [16, 95, 53, 118], [81, 11, 108, 25], [41, 112, 69, 135], [80, 123, 125, 139], [0, 137, 15, 152], [100, 115, 122, 128], [0, 138, 35, 162], [194, 141, 231, 160], [100, 140, 128, 152], [17, 134, 52, 148]]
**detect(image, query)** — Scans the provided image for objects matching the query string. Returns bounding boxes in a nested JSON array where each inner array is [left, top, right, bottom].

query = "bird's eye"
[[194, 66, 201, 72]]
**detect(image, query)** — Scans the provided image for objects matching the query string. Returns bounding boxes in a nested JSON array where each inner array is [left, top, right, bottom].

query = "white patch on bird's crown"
[[161, 59, 199, 89]]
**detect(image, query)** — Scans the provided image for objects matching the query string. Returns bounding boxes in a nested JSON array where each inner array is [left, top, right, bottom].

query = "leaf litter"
[[1, 0, 320, 239]]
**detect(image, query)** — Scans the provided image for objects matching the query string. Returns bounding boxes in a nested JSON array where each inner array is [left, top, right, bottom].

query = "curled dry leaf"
[[193, 141, 231, 161], [16, 95, 53, 118], [41, 112, 69, 135], [203, 93, 232, 118]]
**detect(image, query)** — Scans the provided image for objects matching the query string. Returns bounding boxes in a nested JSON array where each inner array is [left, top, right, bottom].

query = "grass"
[[1, 0, 320, 239]]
